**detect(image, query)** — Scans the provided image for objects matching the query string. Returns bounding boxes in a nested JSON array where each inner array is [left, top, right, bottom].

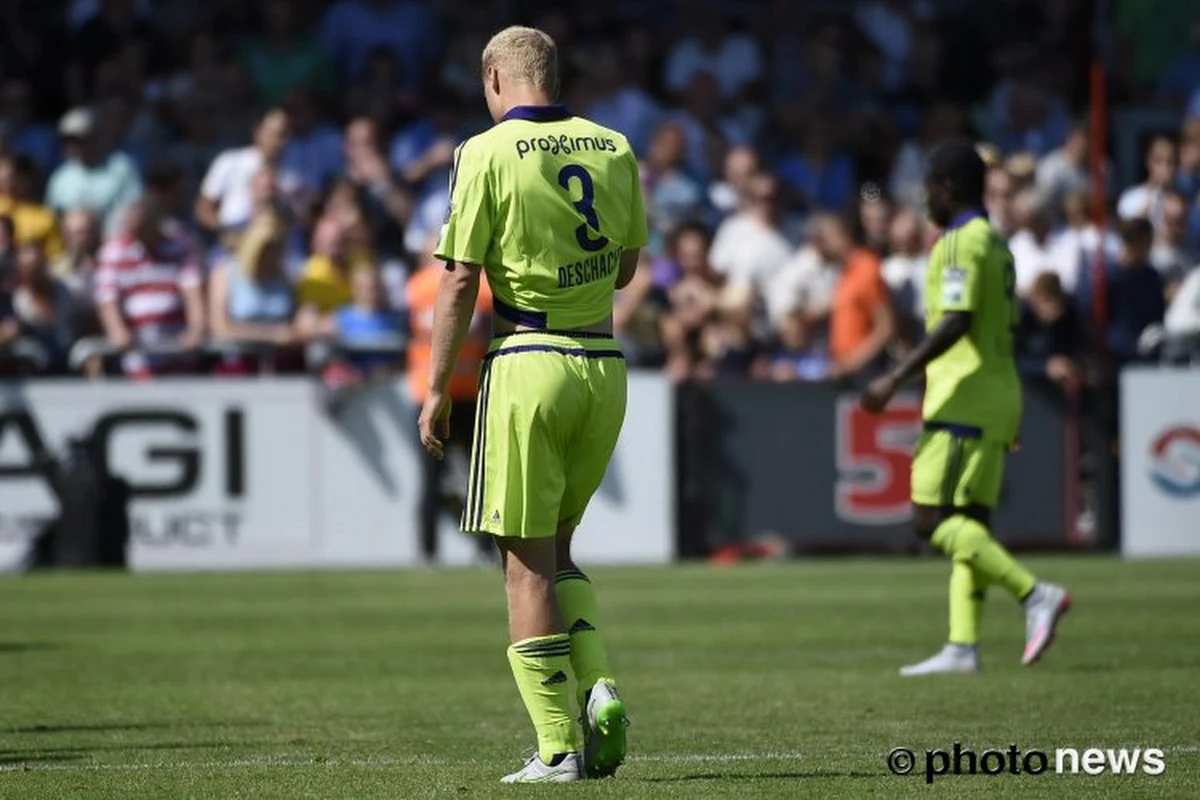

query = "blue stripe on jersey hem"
[[485, 344, 625, 362], [501, 104, 572, 123], [924, 420, 984, 439], [493, 297, 549, 329], [494, 329, 614, 340], [946, 210, 985, 230]]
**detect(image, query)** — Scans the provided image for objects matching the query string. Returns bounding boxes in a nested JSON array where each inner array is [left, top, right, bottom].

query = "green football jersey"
[[923, 212, 1022, 443], [435, 104, 649, 330]]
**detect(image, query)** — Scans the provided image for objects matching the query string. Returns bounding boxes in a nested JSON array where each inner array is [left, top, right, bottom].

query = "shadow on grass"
[[637, 771, 881, 782], [0, 740, 267, 759], [0, 642, 59, 654], [0, 753, 83, 766], [11, 719, 267, 735]]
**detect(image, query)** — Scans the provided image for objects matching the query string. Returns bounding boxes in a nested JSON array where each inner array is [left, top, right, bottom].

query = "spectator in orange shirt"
[[407, 238, 493, 564], [816, 211, 895, 380]]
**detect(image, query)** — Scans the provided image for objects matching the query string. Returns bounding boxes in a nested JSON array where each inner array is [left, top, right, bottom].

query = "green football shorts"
[[462, 331, 627, 538], [910, 422, 1007, 509]]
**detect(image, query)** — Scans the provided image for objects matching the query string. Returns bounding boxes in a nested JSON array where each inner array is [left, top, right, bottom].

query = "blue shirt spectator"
[[319, 0, 439, 89], [1, 80, 57, 170], [1015, 272, 1081, 378], [335, 267, 405, 374], [777, 125, 855, 211], [1105, 218, 1166, 364], [388, 102, 460, 202], [279, 89, 343, 194]]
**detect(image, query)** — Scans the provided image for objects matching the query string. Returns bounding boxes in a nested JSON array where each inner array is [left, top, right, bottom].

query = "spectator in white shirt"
[[664, 10, 763, 101], [1164, 266, 1200, 340], [764, 212, 838, 329], [1009, 189, 1081, 294], [710, 173, 791, 298], [881, 207, 927, 325], [1117, 136, 1177, 234], [195, 108, 299, 234]]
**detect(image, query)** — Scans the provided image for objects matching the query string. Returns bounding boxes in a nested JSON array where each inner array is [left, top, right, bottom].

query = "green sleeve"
[[624, 154, 650, 250], [938, 228, 985, 313], [434, 141, 493, 266]]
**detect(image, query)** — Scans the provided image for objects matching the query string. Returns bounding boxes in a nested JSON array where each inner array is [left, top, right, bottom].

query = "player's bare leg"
[[556, 523, 628, 778], [497, 536, 582, 783]]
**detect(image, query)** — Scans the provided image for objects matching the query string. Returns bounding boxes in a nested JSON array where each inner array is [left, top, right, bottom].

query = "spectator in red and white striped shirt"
[[94, 199, 205, 377]]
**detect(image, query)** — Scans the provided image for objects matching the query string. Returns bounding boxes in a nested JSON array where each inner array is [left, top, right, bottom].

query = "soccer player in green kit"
[[860, 140, 1071, 676], [417, 26, 647, 782]]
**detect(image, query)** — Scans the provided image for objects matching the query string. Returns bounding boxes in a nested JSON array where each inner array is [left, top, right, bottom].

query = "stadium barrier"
[[0, 374, 674, 572], [676, 379, 1083, 557], [0, 337, 53, 373], [1119, 368, 1200, 557]]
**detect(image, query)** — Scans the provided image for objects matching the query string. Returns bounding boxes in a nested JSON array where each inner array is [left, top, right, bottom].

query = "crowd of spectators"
[[0, 0, 1199, 388]]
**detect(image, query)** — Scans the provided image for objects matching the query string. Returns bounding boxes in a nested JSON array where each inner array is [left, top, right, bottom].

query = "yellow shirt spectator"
[[0, 196, 62, 258], [296, 251, 374, 313]]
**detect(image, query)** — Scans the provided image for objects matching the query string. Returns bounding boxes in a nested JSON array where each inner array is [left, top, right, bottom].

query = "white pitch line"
[[2, 747, 1192, 776], [0, 752, 806, 775]]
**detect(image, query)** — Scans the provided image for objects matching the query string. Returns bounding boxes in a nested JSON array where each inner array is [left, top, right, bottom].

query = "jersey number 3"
[[557, 165, 610, 252]]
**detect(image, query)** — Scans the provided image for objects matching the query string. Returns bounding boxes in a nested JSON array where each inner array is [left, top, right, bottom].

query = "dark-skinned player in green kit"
[[860, 139, 1071, 676]]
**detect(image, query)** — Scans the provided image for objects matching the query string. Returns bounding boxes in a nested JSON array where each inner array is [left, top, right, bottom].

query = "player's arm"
[[878, 310, 972, 388], [419, 141, 492, 458], [861, 236, 980, 413], [616, 249, 640, 290], [428, 261, 482, 396]]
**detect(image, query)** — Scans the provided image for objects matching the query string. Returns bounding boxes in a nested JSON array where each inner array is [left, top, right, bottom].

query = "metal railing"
[[66, 335, 408, 375]]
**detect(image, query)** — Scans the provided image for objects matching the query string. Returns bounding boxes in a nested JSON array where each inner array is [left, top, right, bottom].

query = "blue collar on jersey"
[[501, 104, 572, 123], [946, 209, 986, 230]]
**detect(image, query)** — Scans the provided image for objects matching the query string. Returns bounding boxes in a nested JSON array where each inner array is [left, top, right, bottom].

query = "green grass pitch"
[[0, 556, 1196, 799]]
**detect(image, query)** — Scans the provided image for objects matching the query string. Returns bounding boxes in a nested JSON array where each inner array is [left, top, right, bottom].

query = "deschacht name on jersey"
[[557, 246, 624, 289]]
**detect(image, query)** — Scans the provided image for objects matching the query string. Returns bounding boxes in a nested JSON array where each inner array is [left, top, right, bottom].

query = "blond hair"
[[236, 211, 286, 280], [482, 26, 559, 98]]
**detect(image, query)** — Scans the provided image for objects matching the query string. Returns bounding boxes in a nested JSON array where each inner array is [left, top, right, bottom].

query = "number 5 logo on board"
[[835, 396, 922, 525]]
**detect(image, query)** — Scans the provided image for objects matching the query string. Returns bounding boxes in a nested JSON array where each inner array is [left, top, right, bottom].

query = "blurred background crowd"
[[0, 0, 1198, 389]]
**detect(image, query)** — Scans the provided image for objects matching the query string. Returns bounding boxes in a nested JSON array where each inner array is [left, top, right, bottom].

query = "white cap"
[[58, 107, 95, 138]]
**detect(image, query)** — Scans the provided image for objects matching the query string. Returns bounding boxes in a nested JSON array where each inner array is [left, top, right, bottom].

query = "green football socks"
[[507, 634, 577, 762], [555, 569, 614, 707], [932, 515, 1037, 602], [947, 561, 979, 645]]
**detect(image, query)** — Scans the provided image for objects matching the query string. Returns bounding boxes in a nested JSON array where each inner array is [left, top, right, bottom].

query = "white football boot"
[[1022, 582, 1072, 665], [499, 752, 584, 784], [899, 643, 980, 677]]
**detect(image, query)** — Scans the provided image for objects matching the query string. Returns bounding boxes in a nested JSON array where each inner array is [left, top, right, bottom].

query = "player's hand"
[[860, 374, 898, 414], [418, 391, 452, 460]]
